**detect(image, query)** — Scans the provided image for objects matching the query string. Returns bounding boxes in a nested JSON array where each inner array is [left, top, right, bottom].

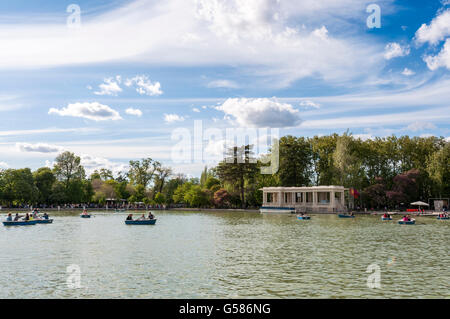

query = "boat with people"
[[3, 212, 40, 226], [80, 209, 91, 218], [338, 213, 355, 218], [297, 214, 311, 220], [398, 215, 415, 225], [437, 213, 449, 220], [381, 213, 392, 221], [125, 212, 157, 225]]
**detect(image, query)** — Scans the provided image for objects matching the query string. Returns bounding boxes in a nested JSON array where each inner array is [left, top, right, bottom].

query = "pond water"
[[0, 211, 448, 298]]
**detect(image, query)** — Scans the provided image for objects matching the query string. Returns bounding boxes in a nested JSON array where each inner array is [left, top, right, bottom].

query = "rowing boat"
[[338, 214, 355, 218], [297, 216, 311, 220], [125, 219, 157, 225], [34, 219, 53, 224], [3, 220, 37, 226], [398, 219, 415, 225]]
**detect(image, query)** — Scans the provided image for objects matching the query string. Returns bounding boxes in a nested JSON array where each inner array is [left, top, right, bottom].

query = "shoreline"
[[0, 207, 443, 216]]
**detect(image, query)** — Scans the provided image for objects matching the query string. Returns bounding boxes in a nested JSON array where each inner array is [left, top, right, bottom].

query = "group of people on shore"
[[5, 209, 49, 222], [126, 212, 155, 221]]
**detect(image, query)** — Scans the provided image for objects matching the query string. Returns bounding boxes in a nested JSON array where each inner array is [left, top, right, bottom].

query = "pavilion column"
[[330, 191, 335, 212]]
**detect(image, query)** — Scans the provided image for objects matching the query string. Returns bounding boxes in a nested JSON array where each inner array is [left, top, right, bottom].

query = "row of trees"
[[0, 134, 448, 209]]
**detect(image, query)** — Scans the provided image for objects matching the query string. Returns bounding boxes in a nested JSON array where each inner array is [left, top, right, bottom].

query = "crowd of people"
[[126, 212, 155, 221], [5, 209, 49, 222]]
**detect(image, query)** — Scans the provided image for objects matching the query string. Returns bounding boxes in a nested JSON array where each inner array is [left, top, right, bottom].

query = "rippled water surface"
[[0, 211, 448, 298]]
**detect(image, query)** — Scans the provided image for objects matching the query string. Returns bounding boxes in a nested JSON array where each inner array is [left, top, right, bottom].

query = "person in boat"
[[32, 209, 39, 219], [43, 212, 49, 220], [14, 213, 20, 221], [126, 214, 133, 221], [137, 214, 146, 220], [6, 213, 12, 222], [24, 213, 30, 221], [82, 209, 88, 215], [148, 212, 155, 220]]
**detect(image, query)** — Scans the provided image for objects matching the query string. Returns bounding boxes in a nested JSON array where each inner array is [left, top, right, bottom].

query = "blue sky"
[[0, 0, 449, 176]]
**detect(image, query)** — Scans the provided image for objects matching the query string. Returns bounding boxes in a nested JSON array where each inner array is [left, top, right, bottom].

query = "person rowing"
[[32, 209, 39, 219], [5, 213, 12, 222], [148, 212, 155, 220], [82, 209, 88, 215], [137, 214, 146, 221], [126, 214, 133, 221], [13, 213, 20, 221]]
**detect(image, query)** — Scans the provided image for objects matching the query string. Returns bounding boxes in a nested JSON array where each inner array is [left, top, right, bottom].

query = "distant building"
[[260, 186, 348, 214]]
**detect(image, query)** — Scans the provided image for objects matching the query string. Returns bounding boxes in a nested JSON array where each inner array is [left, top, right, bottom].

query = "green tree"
[[53, 151, 85, 188], [0, 168, 38, 205], [154, 192, 166, 205], [128, 158, 160, 188], [216, 145, 259, 208], [33, 167, 56, 204], [426, 142, 450, 198], [184, 185, 209, 207], [278, 136, 312, 186]]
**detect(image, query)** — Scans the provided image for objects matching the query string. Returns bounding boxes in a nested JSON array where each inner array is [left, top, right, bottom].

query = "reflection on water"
[[0, 211, 448, 298]]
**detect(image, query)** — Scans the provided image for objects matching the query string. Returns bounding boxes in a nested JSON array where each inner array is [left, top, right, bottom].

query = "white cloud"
[[384, 42, 410, 60], [94, 76, 123, 96], [0, 127, 98, 137], [423, 38, 450, 70], [0, 162, 8, 169], [312, 26, 328, 40], [49, 102, 122, 121], [405, 121, 437, 132], [80, 154, 129, 177], [164, 113, 185, 123], [299, 100, 321, 109], [300, 107, 448, 129], [415, 9, 450, 46], [207, 79, 239, 89], [353, 134, 375, 141], [192, 107, 200, 112], [16, 142, 63, 153], [125, 75, 163, 96], [401, 68, 415, 76], [0, 0, 387, 87], [125, 108, 143, 117], [216, 97, 302, 127]]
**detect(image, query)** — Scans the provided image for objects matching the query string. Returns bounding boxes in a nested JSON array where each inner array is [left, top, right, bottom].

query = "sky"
[[0, 0, 449, 177]]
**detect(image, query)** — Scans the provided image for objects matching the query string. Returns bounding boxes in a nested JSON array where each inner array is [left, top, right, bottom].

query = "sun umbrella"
[[411, 201, 429, 206]]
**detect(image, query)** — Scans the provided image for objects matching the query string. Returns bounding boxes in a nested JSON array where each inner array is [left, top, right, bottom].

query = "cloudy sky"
[[0, 0, 449, 176]]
